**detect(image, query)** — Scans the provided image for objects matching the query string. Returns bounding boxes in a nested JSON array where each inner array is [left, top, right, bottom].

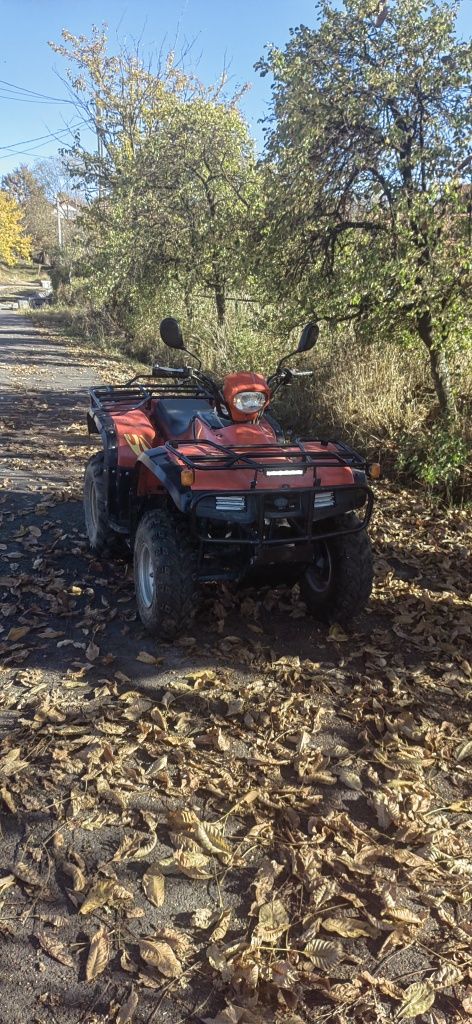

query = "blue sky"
[[0, 0, 470, 173]]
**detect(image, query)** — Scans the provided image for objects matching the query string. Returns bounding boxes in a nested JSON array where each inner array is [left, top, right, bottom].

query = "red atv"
[[84, 318, 377, 637]]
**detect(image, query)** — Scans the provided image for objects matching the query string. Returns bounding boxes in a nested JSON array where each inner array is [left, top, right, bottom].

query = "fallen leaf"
[[86, 924, 109, 981], [37, 930, 74, 968], [397, 981, 435, 1020], [139, 939, 182, 978], [142, 864, 165, 907], [116, 989, 139, 1024]]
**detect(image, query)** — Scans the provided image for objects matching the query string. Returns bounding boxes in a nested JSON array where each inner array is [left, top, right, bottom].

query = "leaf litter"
[[0, 328, 471, 1022]]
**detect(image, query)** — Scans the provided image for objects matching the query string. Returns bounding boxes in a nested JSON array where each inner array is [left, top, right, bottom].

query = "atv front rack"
[[165, 437, 367, 478]]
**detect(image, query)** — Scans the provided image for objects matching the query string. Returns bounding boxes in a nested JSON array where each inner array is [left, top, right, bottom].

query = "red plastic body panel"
[[112, 410, 157, 468], [111, 402, 355, 496]]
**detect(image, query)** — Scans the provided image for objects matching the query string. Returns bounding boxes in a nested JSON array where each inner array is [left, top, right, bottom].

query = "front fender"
[[137, 448, 191, 512]]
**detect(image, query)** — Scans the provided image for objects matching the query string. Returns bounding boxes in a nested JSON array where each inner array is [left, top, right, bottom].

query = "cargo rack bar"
[[89, 382, 212, 413], [165, 437, 366, 474]]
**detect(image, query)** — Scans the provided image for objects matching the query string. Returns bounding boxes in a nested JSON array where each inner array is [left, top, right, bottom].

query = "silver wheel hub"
[[136, 542, 155, 608]]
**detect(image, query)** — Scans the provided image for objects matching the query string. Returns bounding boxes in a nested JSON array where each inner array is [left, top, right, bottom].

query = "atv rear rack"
[[166, 437, 366, 476], [89, 381, 212, 413]]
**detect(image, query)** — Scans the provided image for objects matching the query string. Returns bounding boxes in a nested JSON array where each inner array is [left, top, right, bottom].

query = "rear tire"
[[84, 452, 120, 556], [134, 508, 201, 638], [300, 513, 373, 624]]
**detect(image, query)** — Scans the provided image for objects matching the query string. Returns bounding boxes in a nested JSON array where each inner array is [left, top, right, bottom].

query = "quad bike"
[[84, 318, 379, 637]]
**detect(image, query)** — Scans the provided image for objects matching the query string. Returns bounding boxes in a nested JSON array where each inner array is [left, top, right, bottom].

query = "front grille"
[[314, 491, 335, 509], [215, 495, 247, 512]]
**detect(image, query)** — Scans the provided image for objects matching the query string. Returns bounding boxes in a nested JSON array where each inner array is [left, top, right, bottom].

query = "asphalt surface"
[[1, 308, 470, 1024]]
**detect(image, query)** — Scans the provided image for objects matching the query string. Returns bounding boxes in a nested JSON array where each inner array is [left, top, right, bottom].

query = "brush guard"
[[163, 437, 373, 550]]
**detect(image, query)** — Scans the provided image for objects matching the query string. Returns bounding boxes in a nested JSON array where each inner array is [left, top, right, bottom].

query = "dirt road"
[[0, 309, 471, 1024]]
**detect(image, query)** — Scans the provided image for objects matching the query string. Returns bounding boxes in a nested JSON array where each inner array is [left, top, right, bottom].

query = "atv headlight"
[[233, 391, 266, 413]]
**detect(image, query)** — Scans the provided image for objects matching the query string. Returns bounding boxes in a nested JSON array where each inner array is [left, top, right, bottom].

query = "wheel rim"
[[136, 542, 155, 609], [305, 541, 333, 594]]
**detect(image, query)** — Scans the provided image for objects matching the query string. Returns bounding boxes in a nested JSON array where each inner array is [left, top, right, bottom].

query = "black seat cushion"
[[153, 398, 212, 439]]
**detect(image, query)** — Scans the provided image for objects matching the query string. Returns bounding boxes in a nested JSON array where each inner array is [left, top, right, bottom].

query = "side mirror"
[[298, 322, 319, 353], [160, 317, 184, 350]]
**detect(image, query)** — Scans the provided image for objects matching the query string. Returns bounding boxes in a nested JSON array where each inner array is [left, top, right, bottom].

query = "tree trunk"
[[416, 311, 457, 420], [213, 270, 226, 326]]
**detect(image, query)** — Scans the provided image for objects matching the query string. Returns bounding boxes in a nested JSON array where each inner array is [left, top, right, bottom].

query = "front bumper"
[[190, 483, 373, 546]]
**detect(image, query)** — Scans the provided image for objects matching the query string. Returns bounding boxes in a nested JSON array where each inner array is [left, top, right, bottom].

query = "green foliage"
[[397, 424, 470, 500], [46, 12, 472, 502], [257, 0, 472, 418]]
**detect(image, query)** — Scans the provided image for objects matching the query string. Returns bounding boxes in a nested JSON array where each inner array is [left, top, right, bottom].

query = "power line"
[[0, 123, 85, 152], [0, 78, 75, 105]]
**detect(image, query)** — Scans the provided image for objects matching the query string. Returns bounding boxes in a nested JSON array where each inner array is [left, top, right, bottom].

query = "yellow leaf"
[[321, 916, 375, 939], [397, 981, 435, 1019], [86, 925, 109, 981]]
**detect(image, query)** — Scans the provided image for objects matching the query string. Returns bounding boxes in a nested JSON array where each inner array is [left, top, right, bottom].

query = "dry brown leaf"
[[304, 938, 341, 970], [86, 641, 100, 661], [139, 939, 182, 978], [253, 899, 289, 944], [0, 874, 16, 893], [62, 861, 86, 891], [86, 925, 109, 981], [116, 988, 139, 1024], [193, 907, 215, 929], [7, 626, 30, 642], [142, 864, 165, 908], [37, 930, 74, 968], [321, 916, 375, 938], [136, 651, 161, 665], [211, 909, 232, 942], [79, 878, 118, 915], [173, 849, 213, 879], [13, 861, 42, 887]]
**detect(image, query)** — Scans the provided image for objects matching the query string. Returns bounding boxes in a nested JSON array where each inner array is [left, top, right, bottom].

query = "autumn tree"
[[0, 192, 31, 265], [1, 164, 56, 257], [258, 0, 471, 418]]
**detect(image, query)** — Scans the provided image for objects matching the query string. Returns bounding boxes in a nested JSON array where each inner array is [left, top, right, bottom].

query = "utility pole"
[[56, 197, 63, 249]]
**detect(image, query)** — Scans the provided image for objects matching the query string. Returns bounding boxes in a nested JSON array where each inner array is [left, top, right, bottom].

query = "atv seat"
[[153, 397, 212, 439]]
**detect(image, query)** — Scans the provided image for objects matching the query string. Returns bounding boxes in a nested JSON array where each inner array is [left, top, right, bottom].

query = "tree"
[[1, 164, 56, 258], [50, 29, 258, 328], [0, 192, 31, 265], [258, 0, 471, 418]]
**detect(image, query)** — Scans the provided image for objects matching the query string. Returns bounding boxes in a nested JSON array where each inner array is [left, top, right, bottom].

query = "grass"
[[29, 290, 472, 502]]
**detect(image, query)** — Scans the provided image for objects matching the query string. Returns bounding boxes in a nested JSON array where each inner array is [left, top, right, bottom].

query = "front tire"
[[300, 513, 373, 624], [84, 452, 120, 556], [134, 508, 201, 638]]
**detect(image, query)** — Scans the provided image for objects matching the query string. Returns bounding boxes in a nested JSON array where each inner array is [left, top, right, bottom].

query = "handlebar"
[[152, 364, 191, 379]]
